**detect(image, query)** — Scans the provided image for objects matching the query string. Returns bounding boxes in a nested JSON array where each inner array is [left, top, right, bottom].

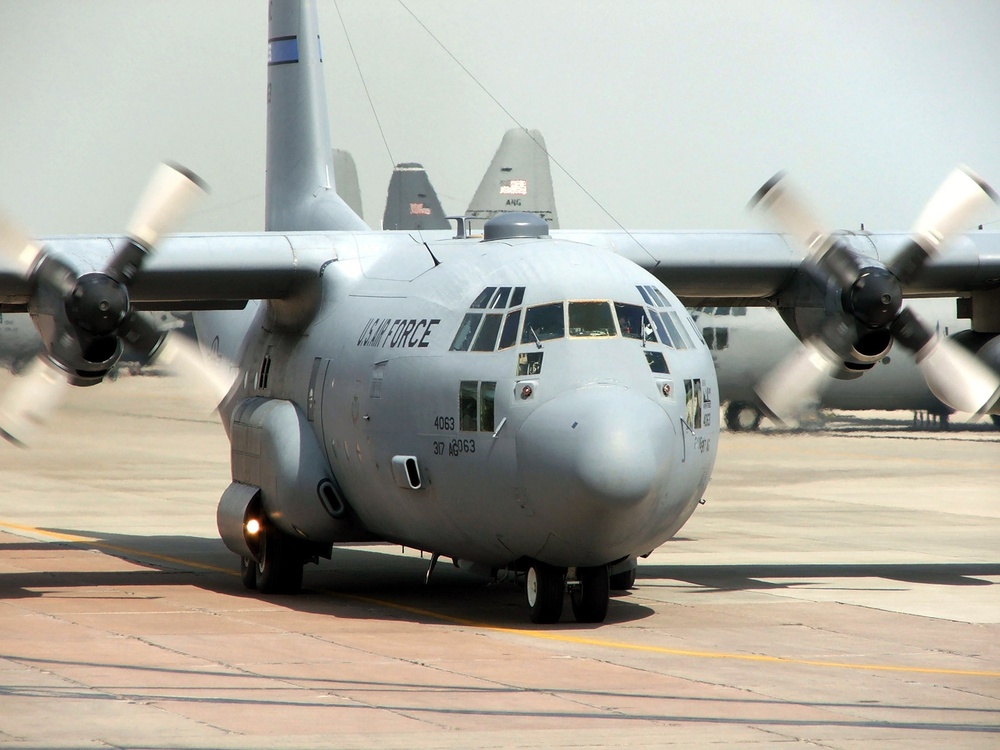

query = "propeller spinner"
[[750, 167, 1000, 424], [0, 163, 229, 447]]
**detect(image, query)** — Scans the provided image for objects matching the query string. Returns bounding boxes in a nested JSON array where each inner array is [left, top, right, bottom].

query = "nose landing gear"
[[525, 561, 610, 624]]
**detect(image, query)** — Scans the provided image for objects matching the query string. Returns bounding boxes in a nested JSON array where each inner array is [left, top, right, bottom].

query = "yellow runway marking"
[[2, 520, 998, 679]]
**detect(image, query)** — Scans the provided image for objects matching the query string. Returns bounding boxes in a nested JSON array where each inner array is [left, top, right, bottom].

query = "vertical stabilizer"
[[382, 163, 450, 230], [266, 0, 368, 231], [332, 149, 364, 220], [466, 128, 559, 229]]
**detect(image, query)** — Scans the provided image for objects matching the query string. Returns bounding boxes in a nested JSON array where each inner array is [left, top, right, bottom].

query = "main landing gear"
[[525, 561, 611, 624], [239, 522, 305, 595]]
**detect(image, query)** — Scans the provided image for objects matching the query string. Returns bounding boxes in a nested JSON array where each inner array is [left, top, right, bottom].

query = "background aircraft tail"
[[265, 0, 367, 231], [466, 128, 559, 228], [381, 163, 449, 230]]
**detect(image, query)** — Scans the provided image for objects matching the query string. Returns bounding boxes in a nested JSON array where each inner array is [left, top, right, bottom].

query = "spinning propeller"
[[0, 163, 232, 447], [749, 167, 1000, 424]]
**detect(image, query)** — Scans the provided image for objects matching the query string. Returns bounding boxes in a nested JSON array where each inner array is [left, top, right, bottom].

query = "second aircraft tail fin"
[[466, 128, 559, 229]]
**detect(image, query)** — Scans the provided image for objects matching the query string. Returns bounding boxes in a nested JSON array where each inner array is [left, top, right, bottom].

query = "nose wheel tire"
[[571, 565, 610, 623], [526, 562, 565, 624], [254, 524, 304, 595]]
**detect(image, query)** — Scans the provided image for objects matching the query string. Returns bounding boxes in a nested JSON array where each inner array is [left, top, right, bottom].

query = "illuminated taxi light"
[[245, 518, 261, 536]]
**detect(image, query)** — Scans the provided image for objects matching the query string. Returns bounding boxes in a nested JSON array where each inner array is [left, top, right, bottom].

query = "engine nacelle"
[[220, 397, 369, 546], [777, 306, 893, 378]]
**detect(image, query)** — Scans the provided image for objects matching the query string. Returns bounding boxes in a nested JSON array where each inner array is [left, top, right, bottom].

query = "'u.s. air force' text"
[[357, 317, 440, 348]]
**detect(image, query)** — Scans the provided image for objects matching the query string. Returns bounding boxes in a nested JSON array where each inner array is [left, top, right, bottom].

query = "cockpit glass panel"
[[498, 309, 522, 350], [647, 309, 671, 346], [471, 287, 496, 309], [614, 302, 646, 339], [471, 313, 503, 351], [510, 286, 525, 307], [645, 351, 669, 373], [490, 287, 511, 309], [521, 302, 565, 344], [657, 310, 686, 348], [668, 311, 696, 348], [636, 285, 654, 305], [450, 313, 482, 351], [651, 287, 670, 307], [568, 301, 616, 337]]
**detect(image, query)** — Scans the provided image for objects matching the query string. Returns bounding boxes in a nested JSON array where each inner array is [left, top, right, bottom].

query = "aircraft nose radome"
[[516, 387, 673, 515]]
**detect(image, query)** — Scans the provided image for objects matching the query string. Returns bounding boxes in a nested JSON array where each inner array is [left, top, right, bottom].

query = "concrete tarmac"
[[0, 372, 997, 749]]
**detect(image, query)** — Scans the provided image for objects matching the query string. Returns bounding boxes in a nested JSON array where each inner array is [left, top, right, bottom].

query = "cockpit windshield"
[[521, 303, 565, 344], [568, 301, 616, 337]]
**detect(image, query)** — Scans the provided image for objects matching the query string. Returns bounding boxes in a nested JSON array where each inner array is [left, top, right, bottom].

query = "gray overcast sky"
[[1, 0, 999, 236]]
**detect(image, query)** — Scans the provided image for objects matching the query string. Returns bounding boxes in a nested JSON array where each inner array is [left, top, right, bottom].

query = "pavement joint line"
[[3, 519, 999, 680]]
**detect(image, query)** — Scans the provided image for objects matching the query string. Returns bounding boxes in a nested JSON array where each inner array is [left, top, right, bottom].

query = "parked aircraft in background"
[[383, 128, 558, 232], [696, 298, 1000, 429], [1, 0, 998, 625]]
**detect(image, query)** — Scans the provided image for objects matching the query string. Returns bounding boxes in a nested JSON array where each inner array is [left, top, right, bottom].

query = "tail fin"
[[332, 149, 364, 220], [466, 128, 559, 229], [265, 0, 367, 231], [381, 163, 450, 230]]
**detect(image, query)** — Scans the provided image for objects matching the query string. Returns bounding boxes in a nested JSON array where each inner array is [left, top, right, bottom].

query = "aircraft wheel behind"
[[609, 567, 636, 591], [725, 401, 762, 431], [255, 525, 304, 595], [571, 565, 610, 623], [991, 414, 1000, 429], [239, 556, 257, 590], [526, 562, 565, 624]]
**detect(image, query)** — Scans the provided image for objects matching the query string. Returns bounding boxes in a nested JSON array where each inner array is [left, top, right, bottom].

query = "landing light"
[[245, 518, 261, 536]]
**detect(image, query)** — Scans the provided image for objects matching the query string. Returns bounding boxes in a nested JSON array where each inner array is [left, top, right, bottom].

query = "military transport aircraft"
[[1, 0, 999, 624], [698, 298, 1000, 430]]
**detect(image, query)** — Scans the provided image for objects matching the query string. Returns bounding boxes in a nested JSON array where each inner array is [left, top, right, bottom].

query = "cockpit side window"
[[568, 301, 616, 337], [470, 287, 496, 309], [498, 309, 522, 350], [471, 313, 503, 351], [615, 302, 646, 339], [521, 302, 565, 344], [490, 287, 512, 309], [450, 313, 482, 351]]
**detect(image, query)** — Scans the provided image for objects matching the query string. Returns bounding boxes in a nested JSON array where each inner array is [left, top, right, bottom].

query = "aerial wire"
[[394, 0, 658, 263], [333, 0, 396, 172]]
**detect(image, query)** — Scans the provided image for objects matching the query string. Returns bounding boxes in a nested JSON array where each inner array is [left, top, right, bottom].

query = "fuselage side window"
[[479, 381, 496, 432], [498, 309, 522, 350], [614, 302, 646, 339], [521, 302, 565, 344], [459, 380, 478, 431], [450, 313, 483, 351]]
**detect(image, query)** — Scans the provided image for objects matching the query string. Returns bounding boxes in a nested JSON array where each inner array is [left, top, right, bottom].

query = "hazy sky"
[[2, 0, 999, 236]]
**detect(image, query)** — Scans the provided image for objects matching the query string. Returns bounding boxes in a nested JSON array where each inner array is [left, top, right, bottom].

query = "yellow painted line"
[[3, 520, 998, 679], [0, 520, 235, 576]]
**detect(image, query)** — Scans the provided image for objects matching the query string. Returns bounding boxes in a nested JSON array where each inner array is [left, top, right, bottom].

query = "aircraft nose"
[[516, 387, 673, 517]]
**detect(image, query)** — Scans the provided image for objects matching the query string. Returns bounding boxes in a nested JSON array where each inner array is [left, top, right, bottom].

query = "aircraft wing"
[[3, 229, 999, 312], [0, 232, 348, 312], [555, 229, 1000, 306]]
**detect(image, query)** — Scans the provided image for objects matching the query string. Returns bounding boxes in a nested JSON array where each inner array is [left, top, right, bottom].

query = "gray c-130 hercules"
[[1, 0, 999, 624]]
